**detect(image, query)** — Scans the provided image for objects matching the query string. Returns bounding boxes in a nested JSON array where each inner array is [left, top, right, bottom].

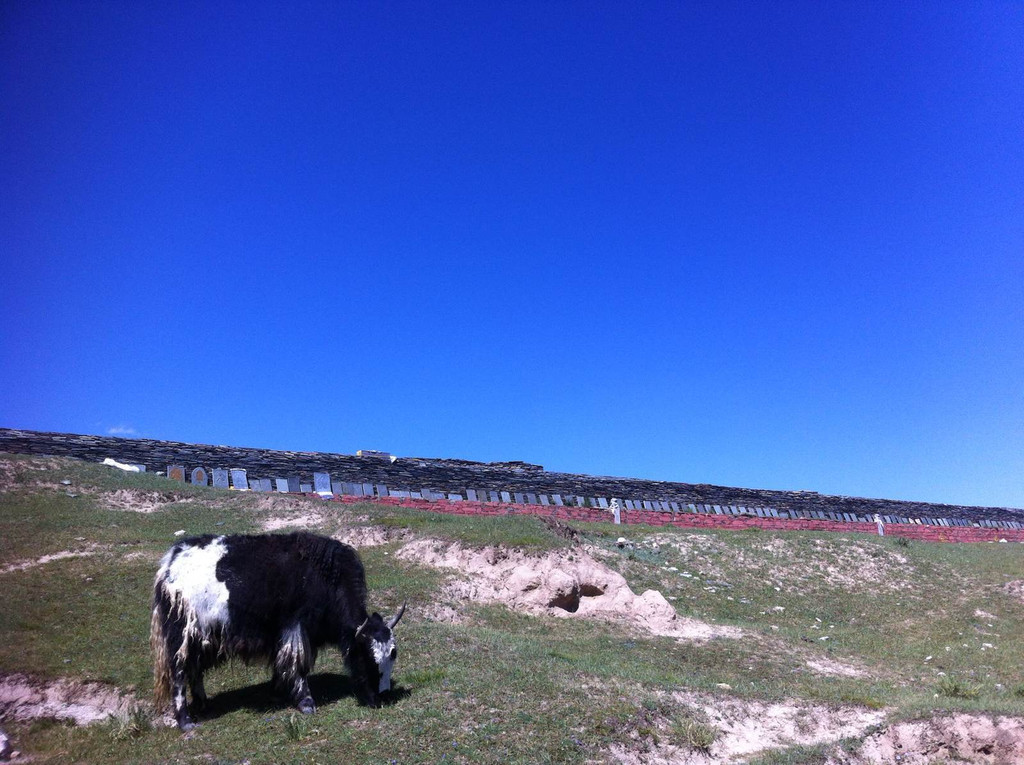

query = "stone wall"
[[332, 495, 1024, 543], [2, 427, 1023, 532]]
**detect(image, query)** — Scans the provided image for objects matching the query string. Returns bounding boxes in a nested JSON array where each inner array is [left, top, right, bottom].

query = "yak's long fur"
[[151, 532, 402, 730]]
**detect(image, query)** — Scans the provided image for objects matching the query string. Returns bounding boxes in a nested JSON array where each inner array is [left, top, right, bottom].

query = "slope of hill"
[[1, 454, 1022, 763]]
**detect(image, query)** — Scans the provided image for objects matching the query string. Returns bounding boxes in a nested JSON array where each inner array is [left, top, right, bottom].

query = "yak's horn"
[[354, 617, 369, 640], [387, 601, 407, 630]]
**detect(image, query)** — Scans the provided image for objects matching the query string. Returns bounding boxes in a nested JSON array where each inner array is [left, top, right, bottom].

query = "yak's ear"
[[388, 601, 407, 630]]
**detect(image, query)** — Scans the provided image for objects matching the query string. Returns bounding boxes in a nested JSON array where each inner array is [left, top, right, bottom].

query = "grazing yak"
[[151, 532, 405, 730]]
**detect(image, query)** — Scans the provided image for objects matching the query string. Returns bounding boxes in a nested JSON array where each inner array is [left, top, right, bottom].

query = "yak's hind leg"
[[162, 622, 197, 731], [187, 664, 207, 714], [274, 624, 317, 714]]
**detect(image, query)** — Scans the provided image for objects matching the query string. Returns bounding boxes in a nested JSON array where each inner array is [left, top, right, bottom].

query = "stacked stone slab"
[[2, 427, 1023, 528]]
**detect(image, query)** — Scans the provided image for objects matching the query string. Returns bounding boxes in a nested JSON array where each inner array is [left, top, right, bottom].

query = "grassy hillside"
[[0, 455, 1022, 764]]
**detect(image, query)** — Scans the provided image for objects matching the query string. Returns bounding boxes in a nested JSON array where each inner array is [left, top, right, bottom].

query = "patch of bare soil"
[[638, 534, 914, 595], [0, 674, 131, 726], [0, 547, 99, 575], [333, 525, 409, 548], [804, 656, 870, 679], [0, 457, 67, 492], [415, 603, 468, 625], [396, 540, 741, 641], [609, 692, 885, 765], [538, 516, 581, 543], [833, 714, 1024, 764], [1004, 580, 1024, 604], [249, 494, 315, 513], [101, 489, 195, 514], [262, 511, 326, 532]]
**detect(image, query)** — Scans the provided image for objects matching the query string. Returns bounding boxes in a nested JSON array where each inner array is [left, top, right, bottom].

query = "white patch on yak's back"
[[372, 636, 396, 693], [159, 537, 231, 632]]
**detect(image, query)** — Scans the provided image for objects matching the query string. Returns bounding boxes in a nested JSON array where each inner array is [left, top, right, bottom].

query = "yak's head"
[[350, 602, 406, 707]]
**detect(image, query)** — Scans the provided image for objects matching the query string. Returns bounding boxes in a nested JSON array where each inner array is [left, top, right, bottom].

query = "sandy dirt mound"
[[609, 692, 885, 764], [101, 489, 195, 513], [396, 540, 741, 641], [685, 694, 885, 762], [0, 674, 132, 725], [834, 714, 1024, 764]]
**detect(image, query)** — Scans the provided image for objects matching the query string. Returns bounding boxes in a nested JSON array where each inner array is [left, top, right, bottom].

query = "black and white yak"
[[150, 532, 405, 730]]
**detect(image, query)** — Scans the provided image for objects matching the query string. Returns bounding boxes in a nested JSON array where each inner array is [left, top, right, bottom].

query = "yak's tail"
[[151, 584, 172, 710]]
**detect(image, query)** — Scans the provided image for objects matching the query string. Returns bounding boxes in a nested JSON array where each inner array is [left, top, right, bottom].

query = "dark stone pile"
[[2, 427, 1022, 528]]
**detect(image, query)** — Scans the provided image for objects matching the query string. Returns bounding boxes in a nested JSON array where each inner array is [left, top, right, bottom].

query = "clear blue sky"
[[2, 2, 1022, 508]]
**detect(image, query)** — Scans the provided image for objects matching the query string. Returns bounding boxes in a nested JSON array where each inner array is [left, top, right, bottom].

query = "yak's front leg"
[[274, 624, 316, 714]]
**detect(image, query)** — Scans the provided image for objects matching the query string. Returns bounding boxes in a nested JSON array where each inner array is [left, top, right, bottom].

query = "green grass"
[[671, 717, 718, 753], [937, 676, 983, 700], [371, 504, 570, 551], [1, 454, 1023, 763]]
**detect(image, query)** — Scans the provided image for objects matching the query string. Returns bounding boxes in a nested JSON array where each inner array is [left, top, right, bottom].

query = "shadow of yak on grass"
[[193, 673, 412, 724]]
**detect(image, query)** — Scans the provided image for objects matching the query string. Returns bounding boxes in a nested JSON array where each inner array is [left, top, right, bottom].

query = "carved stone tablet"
[[190, 467, 208, 486], [167, 465, 186, 482], [230, 469, 248, 490], [314, 472, 332, 494]]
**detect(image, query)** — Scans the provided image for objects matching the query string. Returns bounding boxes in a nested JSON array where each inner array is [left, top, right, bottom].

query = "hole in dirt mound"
[[548, 583, 606, 612], [396, 539, 742, 641], [548, 586, 581, 613]]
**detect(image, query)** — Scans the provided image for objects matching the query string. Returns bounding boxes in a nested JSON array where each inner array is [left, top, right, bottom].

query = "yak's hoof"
[[179, 719, 196, 732], [298, 697, 316, 715]]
